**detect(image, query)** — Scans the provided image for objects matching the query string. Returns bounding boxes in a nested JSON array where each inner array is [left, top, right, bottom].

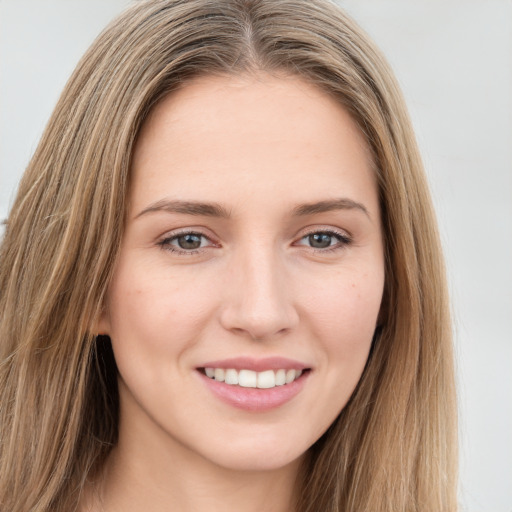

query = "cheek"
[[105, 260, 220, 358], [302, 265, 383, 388], [303, 268, 383, 344], [291, 268, 383, 440]]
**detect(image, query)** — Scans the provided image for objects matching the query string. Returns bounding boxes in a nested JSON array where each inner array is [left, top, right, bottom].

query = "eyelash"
[[157, 230, 215, 255], [157, 228, 352, 255], [296, 229, 352, 253]]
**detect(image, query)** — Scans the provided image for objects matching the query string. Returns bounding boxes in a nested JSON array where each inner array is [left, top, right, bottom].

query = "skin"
[[92, 73, 385, 512]]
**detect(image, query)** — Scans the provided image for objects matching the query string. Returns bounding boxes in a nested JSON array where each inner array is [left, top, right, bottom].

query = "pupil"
[[309, 233, 332, 248], [178, 234, 201, 250]]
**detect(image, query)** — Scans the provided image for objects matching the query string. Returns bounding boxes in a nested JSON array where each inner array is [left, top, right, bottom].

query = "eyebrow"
[[135, 199, 231, 219], [135, 197, 370, 220], [292, 198, 370, 218]]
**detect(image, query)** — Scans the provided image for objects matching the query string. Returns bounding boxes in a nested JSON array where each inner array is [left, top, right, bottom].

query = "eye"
[[296, 230, 351, 251], [158, 231, 214, 253]]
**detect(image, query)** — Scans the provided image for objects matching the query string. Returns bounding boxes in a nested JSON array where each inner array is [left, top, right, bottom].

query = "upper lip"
[[198, 357, 310, 372]]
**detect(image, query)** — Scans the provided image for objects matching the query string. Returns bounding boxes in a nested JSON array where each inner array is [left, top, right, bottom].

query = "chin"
[[195, 432, 310, 473], [212, 451, 304, 473]]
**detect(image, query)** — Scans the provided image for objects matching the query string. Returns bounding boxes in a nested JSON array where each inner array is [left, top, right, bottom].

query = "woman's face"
[[100, 74, 385, 472]]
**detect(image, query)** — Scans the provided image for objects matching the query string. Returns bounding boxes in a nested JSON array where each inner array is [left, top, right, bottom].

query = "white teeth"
[[275, 369, 286, 386], [257, 370, 275, 389], [238, 369, 257, 388], [285, 369, 296, 384], [225, 369, 239, 385], [204, 367, 304, 388]]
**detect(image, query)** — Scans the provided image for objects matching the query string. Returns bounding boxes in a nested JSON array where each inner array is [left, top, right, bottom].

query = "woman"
[[0, 0, 458, 511]]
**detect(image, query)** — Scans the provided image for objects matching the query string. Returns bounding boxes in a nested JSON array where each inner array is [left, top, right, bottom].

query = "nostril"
[[220, 311, 299, 341]]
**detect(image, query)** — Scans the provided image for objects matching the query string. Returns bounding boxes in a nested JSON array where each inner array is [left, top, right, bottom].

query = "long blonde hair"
[[0, 1, 457, 510]]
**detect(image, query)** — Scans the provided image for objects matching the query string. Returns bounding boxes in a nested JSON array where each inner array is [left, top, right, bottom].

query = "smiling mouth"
[[199, 368, 309, 389]]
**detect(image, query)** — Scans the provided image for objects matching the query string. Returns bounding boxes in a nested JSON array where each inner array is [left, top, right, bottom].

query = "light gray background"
[[1, 1, 511, 511]]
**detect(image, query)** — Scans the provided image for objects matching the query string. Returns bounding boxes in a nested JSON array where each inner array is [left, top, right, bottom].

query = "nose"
[[219, 245, 299, 341]]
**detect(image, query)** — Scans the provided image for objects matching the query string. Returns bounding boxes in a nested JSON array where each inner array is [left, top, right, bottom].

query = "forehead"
[[129, 73, 377, 216]]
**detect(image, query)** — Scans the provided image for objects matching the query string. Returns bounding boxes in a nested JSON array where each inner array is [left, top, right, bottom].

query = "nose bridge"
[[220, 240, 298, 339]]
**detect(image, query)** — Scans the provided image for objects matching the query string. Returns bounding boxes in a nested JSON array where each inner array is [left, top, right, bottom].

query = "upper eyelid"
[[165, 232, 211, 243], [159, 227, 216, 242], [295, 231, 351, 247], [296, 225, 352, 239], [158, 226, 352, 240], [298, 230, 349, 240]]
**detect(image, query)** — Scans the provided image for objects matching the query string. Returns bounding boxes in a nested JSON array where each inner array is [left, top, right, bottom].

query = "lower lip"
[[198, 371, 309, 412]]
